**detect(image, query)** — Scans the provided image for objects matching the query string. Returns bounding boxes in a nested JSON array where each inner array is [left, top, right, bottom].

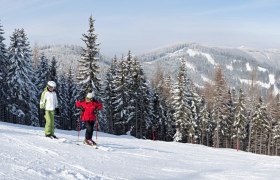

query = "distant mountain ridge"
[[38, 43, 280, 94], [139, 43, 280, 94]]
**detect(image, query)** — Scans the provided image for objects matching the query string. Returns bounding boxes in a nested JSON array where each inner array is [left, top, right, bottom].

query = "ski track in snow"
[[1, 122, 280, 180]]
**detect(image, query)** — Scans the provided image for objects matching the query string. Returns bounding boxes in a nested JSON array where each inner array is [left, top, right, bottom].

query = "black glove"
[[93, 109, 98, 114], [40, 109, 45, 116], [55, 108, 60, 115]]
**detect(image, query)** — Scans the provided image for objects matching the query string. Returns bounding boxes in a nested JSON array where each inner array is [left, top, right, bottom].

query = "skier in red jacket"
[[76, 92, 102, 146]]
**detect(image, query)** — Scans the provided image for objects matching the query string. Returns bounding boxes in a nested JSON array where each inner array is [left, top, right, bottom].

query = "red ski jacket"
[[76, 99, 102, 121]]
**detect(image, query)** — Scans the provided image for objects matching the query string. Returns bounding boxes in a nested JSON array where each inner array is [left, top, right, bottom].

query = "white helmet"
[[47, 81, 56, 88], [86, 92, 93, 99]]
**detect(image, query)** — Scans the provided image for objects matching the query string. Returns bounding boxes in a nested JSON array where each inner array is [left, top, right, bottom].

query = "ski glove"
[[55, 108, 60, 115], [93, 109, 98, 115]]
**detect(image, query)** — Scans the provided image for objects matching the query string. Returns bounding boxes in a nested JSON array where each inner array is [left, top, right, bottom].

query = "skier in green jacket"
[[40, 81, 60, 138]]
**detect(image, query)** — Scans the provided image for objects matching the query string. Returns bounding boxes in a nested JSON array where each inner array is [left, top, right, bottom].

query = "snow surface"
[[246, 63, 252, 71], [258, 66, 267, 72], [185, 61, 196, 71], [186, 49, 216, 66], [226, 64, 233, 71], [1, 121, 280, 180]]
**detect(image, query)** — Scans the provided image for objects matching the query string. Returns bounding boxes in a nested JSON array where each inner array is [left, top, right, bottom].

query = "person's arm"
[[97, 101, 102, 110], [40, 89, 47, 109], [54, 93, 60, 115], [76, 100, 82, 108]]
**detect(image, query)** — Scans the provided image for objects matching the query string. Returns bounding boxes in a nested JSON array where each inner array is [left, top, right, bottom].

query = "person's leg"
[[49, 111, 55, 136], [85, 121, 94, 140], [44, 110, 53, 136]]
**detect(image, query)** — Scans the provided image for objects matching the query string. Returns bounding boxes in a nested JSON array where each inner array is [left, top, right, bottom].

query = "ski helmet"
[[47, 81, 56, 88], [86, 92, 93, 99]]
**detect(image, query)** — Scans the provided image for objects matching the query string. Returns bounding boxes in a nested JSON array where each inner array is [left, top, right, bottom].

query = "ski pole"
[[77, 109, 82, 144], [95, 112, 98, 144]]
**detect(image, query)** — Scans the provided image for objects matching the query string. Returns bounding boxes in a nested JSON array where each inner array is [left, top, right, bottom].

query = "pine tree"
[[6, 28, 38, 126], [212, 66, 227, 148], [250, 97, 270, 154], [65, 66, 79, 130], [129, 57, 152, 139], [35, 53, 50, 126], [199, 97, 210, 145], [49, 56, 58, 82], [77, 15, 100, 99], [36, 54, 49, 91], [57, 74, 66, 129], [112, 59, 127, 135], [272, 95, 280, 155], [232, 88, 247, 151], [0, 20, 8, 121], [172, 59, 192, 143], [103, 56, 118, 133]]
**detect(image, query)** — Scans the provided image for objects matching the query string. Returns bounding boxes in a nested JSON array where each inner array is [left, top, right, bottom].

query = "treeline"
[[1, 17, 280, 156]]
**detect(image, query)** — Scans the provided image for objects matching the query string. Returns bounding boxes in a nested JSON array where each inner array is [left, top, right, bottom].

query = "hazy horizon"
[[1, 0, 280, 56]]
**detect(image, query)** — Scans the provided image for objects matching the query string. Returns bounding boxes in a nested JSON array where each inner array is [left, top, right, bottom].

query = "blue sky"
[[0, 0, 280, 56]]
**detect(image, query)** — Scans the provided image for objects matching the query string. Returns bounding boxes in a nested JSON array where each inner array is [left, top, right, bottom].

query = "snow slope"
[[1, 122, 280, 180]]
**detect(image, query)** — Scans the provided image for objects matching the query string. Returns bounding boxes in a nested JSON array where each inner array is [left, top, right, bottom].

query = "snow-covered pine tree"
[[77, 15, 100, 99], [212, 66, 227, 148], [232, 88, 247, 151], [6, 28, 38, 126], [35, 53, 49, 92], [172, 58, 192, 143], [265, 86, 279, 155], [49, 56, 58, 83], [250, 97, 270, 154], [199, 97, 210, 146], [0, 20, 8, 121], [150, 91, 166, 140], [186, 79, 199, 144], [103, 56, 118, 133], [150, 63, 167, 140], [164, 75, 176, 141], [57, 74, 67, 129], [65, 66, 79, 130], [112, 59, 127, 135], [35, 53, 49, 126], [272, 94, 280, 155], [129, 57, 152, 139], [221, 89, 235, 148]]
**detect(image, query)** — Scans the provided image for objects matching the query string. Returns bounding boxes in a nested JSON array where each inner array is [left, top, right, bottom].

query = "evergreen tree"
[[199, 97, 210, 145], [250, 97, 270, 154], [65, 66, 79, 130], [35, 53, 49, 126], [212, 66, 227, 148], [129, 57, 152, 139], [57, 74, 67, 129], [49, 56, 58, 82], [112, 59, 127, 135], [0, 20, 8, 121], [232, 88, 247, 151], [77, 15, 100, 99], [164, 75, 176, 141], [172, 59, 192, 143], [6, 28, 38, 126], [103, 56, 118, 133], [36, 53, 49, 92]]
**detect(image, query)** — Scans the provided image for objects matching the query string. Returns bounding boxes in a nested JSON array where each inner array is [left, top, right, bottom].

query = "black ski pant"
[[85, 121, 95, 140]]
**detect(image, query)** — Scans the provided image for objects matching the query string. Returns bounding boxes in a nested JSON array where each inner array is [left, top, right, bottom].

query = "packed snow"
[[1, 121, 280, 180]]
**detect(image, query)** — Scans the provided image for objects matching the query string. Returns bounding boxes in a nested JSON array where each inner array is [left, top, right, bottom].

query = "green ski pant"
[[44, 110, 55, 136]]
